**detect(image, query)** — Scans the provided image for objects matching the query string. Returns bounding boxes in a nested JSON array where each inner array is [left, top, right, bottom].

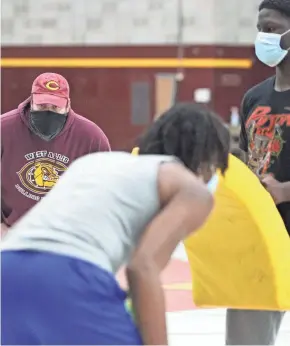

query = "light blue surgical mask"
[[255, 29, 290, 67], [207, 174, 219, 194]]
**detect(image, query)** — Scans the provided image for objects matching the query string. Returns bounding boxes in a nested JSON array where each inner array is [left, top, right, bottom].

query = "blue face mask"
[[255, 29, 290, 67], [207, 174, 219, 194]]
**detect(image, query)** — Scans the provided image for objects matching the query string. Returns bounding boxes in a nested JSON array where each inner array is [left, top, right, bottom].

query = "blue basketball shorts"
[[1, 250, 142, 345]]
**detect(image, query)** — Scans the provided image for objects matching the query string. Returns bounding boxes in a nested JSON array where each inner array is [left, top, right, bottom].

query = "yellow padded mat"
[[131, 148, 290, 310], [185, 155, 290, 310]]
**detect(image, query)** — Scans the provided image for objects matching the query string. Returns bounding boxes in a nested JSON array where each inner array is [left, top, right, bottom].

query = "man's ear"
[[66, 99, 71, 112], [281, 29, 290, 50]]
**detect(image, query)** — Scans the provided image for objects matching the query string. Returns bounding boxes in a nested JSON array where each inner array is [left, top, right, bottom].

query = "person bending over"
[[1, 103, 230, 345]]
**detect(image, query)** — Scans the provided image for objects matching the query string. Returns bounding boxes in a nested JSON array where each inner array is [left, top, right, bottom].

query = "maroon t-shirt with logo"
[[1, 98, 110, 226]]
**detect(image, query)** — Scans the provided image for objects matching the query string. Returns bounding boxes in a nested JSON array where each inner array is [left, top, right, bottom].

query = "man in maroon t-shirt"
[[1, 72, 110, 235]]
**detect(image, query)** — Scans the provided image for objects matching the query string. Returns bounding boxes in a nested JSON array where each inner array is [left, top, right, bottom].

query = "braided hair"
[[259, 0, 290, 17], [138, 103, 230, 175]]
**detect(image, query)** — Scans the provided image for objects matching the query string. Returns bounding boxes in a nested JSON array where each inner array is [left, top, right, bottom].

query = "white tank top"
[[1, 152, 175, 273]]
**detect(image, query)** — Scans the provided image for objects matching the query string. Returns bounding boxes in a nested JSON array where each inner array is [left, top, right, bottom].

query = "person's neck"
[[275, 60, 290, 91]]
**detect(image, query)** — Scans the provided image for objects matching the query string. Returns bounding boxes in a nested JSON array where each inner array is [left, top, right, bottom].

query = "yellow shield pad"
[[185, 155, 290, 310]]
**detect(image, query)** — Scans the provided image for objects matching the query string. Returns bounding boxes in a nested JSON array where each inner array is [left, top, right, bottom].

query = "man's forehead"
[[258, 8, 289, 24], [33, 103, 55, 107], [31, 102, 64, 110]]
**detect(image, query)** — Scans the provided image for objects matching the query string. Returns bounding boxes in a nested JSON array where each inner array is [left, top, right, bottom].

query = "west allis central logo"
[[16, 151, 69, 201]]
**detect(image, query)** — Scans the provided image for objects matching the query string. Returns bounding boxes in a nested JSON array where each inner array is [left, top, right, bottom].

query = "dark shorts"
[[1, 250, 142, 345]]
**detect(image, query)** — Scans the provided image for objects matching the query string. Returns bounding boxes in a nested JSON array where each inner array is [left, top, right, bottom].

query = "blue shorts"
[[1, 250, 142, 345]]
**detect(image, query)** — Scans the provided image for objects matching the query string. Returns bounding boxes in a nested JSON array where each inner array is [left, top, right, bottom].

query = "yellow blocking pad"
[[184, 154, 290, 311], [131, 148, 290, 310]]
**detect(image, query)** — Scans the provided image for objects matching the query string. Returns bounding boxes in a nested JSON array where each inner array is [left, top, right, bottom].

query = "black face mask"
[[29, 111, 67, 141]]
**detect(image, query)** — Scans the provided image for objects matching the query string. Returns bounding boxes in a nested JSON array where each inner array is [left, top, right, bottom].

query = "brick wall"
[[2, 0, 261, 45]]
